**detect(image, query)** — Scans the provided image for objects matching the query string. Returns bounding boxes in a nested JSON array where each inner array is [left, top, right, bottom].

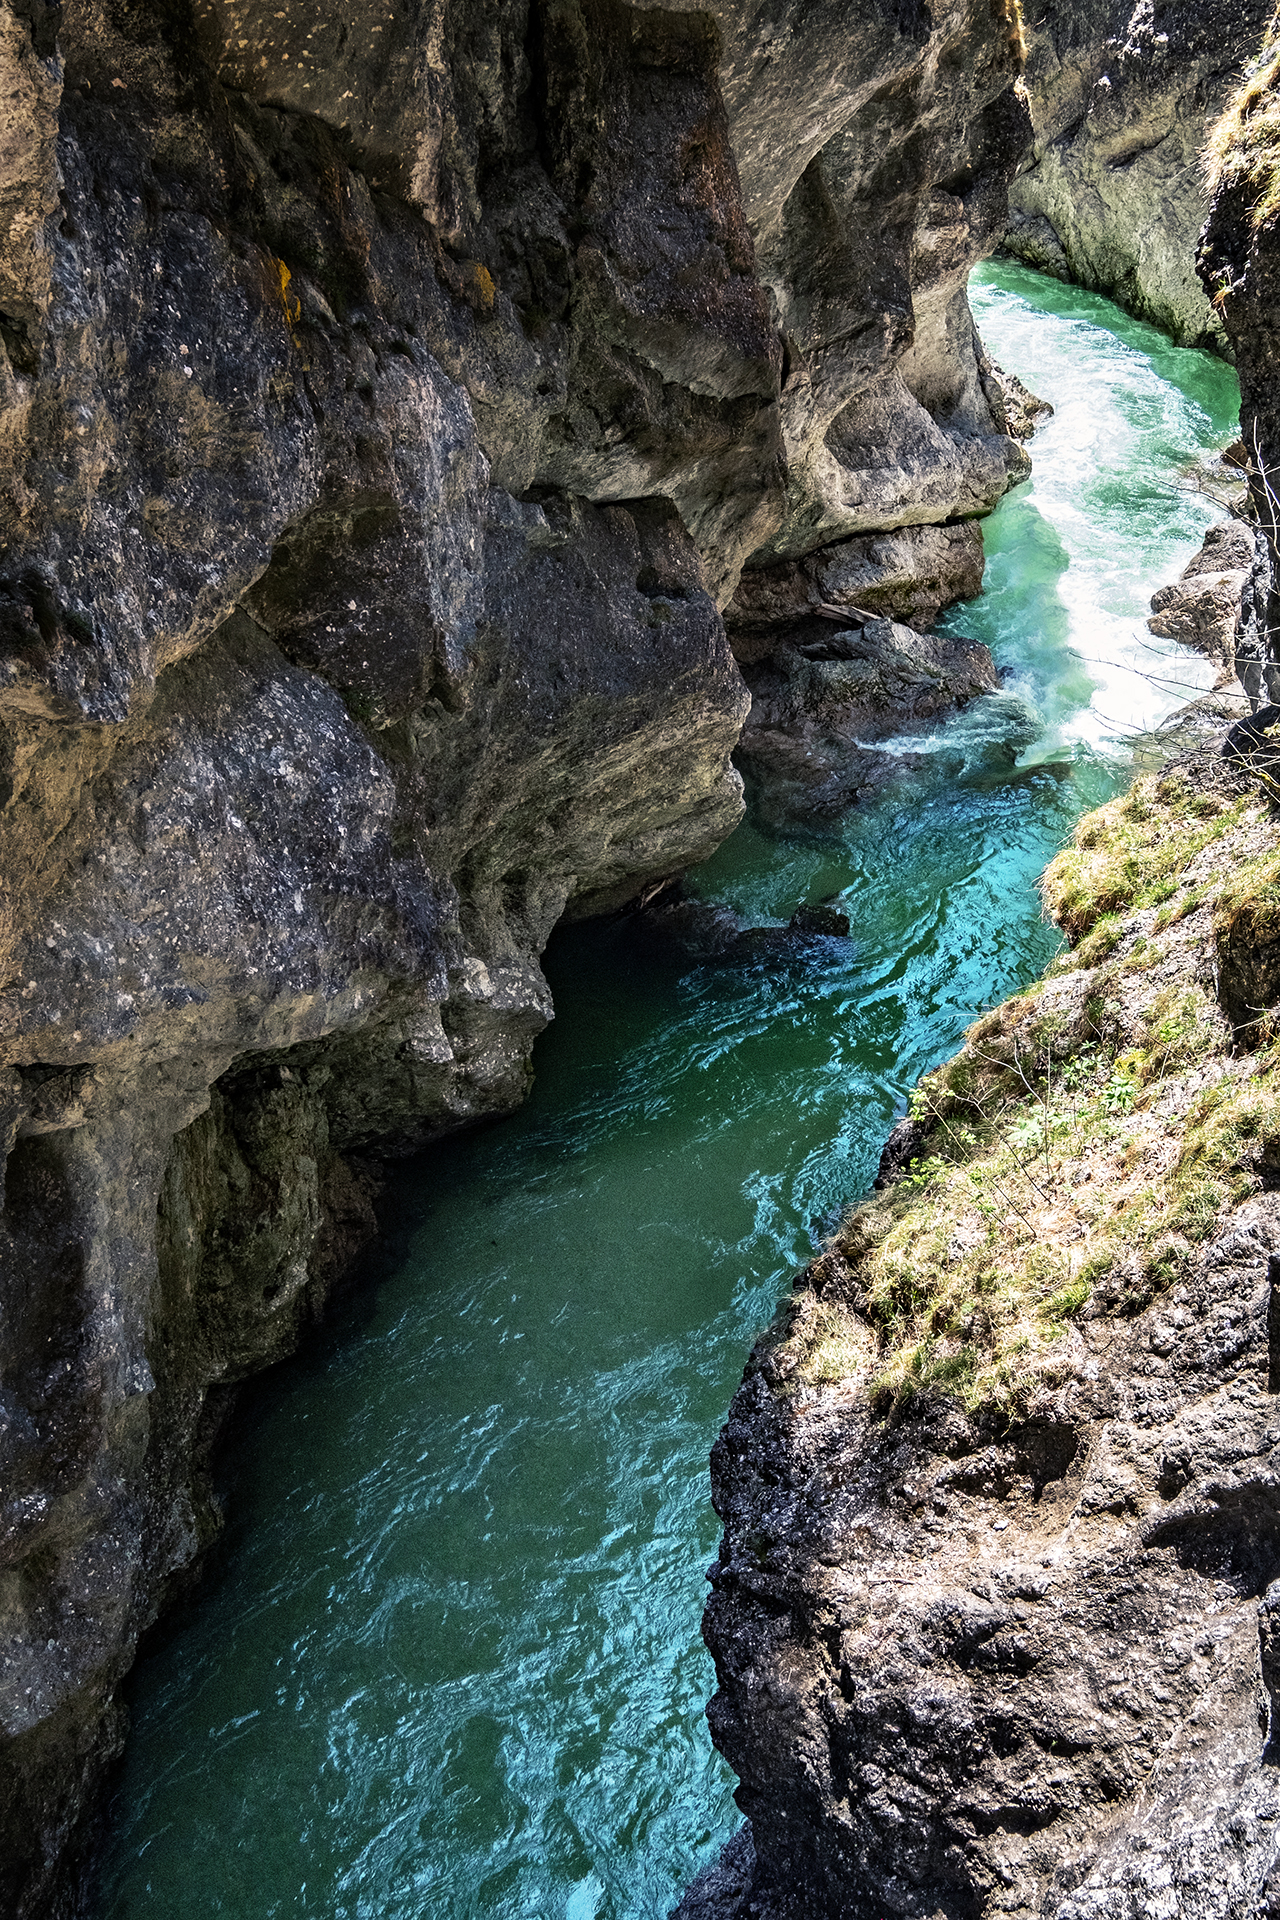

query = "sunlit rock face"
[[1201, 37, 1280, 704], [0, 0, 1030, 1906], [1005, 0, 1271, 353]]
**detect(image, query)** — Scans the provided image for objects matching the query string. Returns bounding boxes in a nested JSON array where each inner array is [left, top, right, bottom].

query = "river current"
[[99, 264, 1240, 1919]]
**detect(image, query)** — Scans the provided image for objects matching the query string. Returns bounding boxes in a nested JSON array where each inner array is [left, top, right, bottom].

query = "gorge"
[[2, 0, 1279, 1914], [99, 268, 1241, 1919]]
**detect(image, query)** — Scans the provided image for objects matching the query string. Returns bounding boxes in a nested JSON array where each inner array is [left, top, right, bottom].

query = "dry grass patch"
[[1205, 13, 1280, 232]]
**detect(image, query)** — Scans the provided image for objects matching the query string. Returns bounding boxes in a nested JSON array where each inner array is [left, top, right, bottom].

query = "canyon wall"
[[0, 0, 1034, 1908], [678, 27, 1280, 1919], [1201, 19, 1280, 705], [1005, 0, 1270, 352], [686, 740, 1280, 1920]]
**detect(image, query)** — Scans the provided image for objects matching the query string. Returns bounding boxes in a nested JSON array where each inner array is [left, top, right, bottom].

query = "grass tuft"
[[1040, 771, 1242, 938], [1205, 11, 1280, 232]]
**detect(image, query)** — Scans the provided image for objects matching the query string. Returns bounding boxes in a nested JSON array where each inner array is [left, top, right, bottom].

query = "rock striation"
[[0, 0, 1036, 1909], [1006, 0, 1271, 352]]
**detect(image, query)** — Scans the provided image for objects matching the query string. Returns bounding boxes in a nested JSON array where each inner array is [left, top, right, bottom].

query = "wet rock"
[[672, 1823, 757, 1920], [735, 618, 1001, 830], [1148, 518, 1256, 672], [787, 903, 849, 938], [979, 356, 1054, 441]]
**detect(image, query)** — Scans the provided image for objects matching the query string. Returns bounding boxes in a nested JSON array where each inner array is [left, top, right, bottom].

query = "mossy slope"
[[777, 748, 1280, 1416]]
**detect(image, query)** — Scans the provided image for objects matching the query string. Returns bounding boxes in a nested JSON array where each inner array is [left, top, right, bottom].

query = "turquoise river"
[[98, 264, 1242, 1918]]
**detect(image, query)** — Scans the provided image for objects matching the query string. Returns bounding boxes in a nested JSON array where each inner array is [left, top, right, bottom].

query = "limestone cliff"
[[675, 53, 1280, 1918], [1005, 0, 1270, 352], [1201, 14, 1280, 701], [0, 0, 1034, 1909]]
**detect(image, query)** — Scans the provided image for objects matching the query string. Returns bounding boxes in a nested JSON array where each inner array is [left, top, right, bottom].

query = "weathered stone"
[[734, 617, 1001, 830], [0, 0, 1037, 1905], [1148, 517, 1254, 673], [1006, 0, 1272, 352], [730, 523, 988, 649]]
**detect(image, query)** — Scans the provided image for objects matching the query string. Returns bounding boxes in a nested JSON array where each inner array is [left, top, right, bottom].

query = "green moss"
[[784, 769, 1280, 1417], [1041, 773, 1243, 939]]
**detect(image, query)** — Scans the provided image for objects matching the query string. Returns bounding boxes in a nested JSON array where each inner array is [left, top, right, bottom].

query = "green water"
[[98, 263, 1240, 1920]]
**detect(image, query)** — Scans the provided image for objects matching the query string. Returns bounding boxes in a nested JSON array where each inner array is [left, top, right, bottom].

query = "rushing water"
[[99, 263, 1240, 1919]]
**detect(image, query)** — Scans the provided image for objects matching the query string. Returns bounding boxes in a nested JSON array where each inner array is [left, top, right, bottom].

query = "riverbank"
[[697, 719, 1280, 1918]]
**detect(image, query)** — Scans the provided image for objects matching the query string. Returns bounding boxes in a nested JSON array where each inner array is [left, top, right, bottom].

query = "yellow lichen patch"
[[276, 256, 301, 328], [1205, 10, 1280, 230], [459, 260, 496, 316]]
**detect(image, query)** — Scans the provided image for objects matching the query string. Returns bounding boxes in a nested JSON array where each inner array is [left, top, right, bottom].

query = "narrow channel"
[[98, 264, 1240, 1919]]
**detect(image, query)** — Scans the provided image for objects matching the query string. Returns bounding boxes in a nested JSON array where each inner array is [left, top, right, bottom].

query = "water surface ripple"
[[100, 264, 1240, 1918]]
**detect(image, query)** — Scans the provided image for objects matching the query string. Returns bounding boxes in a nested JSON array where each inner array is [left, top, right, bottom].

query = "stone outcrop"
[[1148, 515, 1255, 677], [673, 38, 1280, 1916], [1006, 0, 1272, 352], [733, 616, 1002, 830], [0, 0, 1036, 1909], [724, 360, 1048, 832], [1201, 19, 1280, 703], [682, 739, 1280, 1919]]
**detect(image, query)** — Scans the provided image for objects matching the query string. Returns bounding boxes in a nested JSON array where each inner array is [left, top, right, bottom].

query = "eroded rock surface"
[[1148, 515, 1255, 676], [1201, 20, 1280, 706], [1006, 0, 1271, 351], [0, 0, 1035, 1908], [732, 616, 1001, 831]]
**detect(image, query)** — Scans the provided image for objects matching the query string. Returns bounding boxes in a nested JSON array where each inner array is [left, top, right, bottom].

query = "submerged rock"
[[627, 885, 852, 966], [787, 902, 850, 938]]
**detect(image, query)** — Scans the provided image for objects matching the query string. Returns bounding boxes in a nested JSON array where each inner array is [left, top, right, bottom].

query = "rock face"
[[0, 0, 1035, 1909], [733, 616, 1001, 830], [1006, 0, 1271, 351], [685, 742, 1280, 1918], [1201, 20, 1280, 705], [1148, 515, 1255, 676]]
